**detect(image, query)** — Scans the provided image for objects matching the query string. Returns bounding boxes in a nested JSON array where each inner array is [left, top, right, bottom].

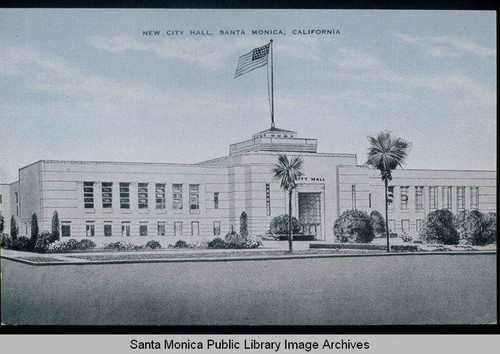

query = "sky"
[[0, 9, 496, 183]]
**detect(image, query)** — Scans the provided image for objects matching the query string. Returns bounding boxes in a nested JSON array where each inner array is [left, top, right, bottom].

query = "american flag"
[[234, 43, 270, 79]]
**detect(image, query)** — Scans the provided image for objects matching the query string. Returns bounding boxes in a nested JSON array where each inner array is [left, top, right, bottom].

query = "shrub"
[[401, 231, 412, 243], [370, 210, 386, 236], [51, 211, 60, 242], [47, 239, 96, 252], [207, 237, 228, 249], [224, 231, 247, 248], [11, 236, 31, 251], [1, 233, 13, 249], [269, 214, 301, 235], [173, 240, 190, 249], [0, 214, 4, 234], [455, 210, 496, 246], [419, 209, 459, 245], [240, 211, 248, 237], [30, 213, 39, 249], [103, 241, 142, 251], [10, 216, 18, 240], [455, 210, 484, 245], [482, 212, 497, 245], [243, 234, 262, 249], [34, 231, 53, 252], [77, 239, 97, 250], [145, 240, 162, 249], [333, 209, 375, 243]]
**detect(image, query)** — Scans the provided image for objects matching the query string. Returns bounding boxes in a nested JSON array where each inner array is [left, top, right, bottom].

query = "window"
[[442, 186, 452, 209], [213, 221, 221, 236], [102, 182, 113, 208], [388, 186, 395, 210], [457, 187, 465, 212], [15, 192, 18, 203], [214, 192, 219, 209], [351, 184, 357, 210], [121, 222, 131, 237], [61, 222, 71, 237], [138, 183, 148, 209], [174, 222, 183, 236], [189, 184, 199, 212], [156, 184, 166, 209], [429, 186, 438, 210], [470, 187, 479, 210], [0, 194, 2, 203], [368, 193, 372, 208], [415, 186, 424, 210], [416, 219, 424, 232], [84, 182, 94, 208], [104, 223, 112, 237], [139, 223, 148, 236], [389, 219, 396, 232], [85, 222, 95, 237], [172, 184, 183, 210], [400, 186, 409, 210], [191, 221, 199, 236], [401, 219, 410, 232], [120, 183, 130, 209], [266, 183, 271, 216], [157, 222, 166, 236]]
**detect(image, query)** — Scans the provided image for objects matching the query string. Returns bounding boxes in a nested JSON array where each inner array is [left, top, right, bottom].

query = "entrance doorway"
[[298, 192, 322, 239]]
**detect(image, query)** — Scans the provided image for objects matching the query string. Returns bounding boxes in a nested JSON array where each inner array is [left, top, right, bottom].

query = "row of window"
[[388, 219, 424, 233], [387, 186, 478, 211], [84, 182, 210, 212], [61, 221, 223, 238]]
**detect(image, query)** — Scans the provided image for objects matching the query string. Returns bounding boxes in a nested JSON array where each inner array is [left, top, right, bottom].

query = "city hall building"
[[0, 127, 496, 244]]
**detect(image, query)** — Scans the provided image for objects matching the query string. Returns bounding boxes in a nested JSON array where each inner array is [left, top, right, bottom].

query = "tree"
[[240, 211, 248, 238], [31, 213, 39, 250], [366, 131, 410, 252], [334, 209, 375, 243], [0, 213, 4, 234], [269, 215, 302, 235], [272, 154, 304, 252], [370, 210, 385, 236], [51, 210, 60, 242], [419, 209, 459, 245], [10, 215, 18, 240]]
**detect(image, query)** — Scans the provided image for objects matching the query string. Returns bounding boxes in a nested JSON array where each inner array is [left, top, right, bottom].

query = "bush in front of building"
[[240, 211, 248, 237], [401, 231, 412, 243], [0, 214, 5, 234], [103, 241, 141, 251], [30, 213, 39, 250], [269, 214, 301, 236], [145, 240, 162, 249], [455, 210, 497, 246], [419, 209, 459, 245], [207, 237, 228, 249], [482, 212, 497, 244], [34, 231, 54, 252], [48, 239, 96, 252], [11, 236, 31, 251], [224, 230, 247, 248], [370, 210, 386, 237], [1, 233, 13, 249], [173, 240, 190, 249], [333, 209, 375, 243], [10, 216, 18, 241]]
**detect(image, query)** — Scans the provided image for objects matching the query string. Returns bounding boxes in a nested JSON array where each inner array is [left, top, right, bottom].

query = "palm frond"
[[272, 154, 304, 191], [366, 130, 410, 181]]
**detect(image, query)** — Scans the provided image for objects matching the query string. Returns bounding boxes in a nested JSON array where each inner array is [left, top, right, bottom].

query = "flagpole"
[[270, 39, 275, 128]]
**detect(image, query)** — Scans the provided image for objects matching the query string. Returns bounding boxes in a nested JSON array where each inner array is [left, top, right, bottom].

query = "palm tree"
[[366, 131, 410, 252], [272, 154, 304, 253]]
